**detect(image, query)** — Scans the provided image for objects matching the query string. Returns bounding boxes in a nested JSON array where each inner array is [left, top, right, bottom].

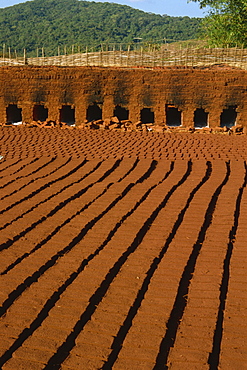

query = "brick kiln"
[[0, 65, 246, 128]]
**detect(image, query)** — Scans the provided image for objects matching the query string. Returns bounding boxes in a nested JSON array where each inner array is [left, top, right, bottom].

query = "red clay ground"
[[0, 126, 247, 369]]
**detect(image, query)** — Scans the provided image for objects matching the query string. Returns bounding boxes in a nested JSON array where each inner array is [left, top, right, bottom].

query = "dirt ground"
[[0, 126, 247, 369]]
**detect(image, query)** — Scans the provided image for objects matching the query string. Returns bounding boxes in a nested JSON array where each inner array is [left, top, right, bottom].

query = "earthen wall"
[[1, 65, 247, 127]]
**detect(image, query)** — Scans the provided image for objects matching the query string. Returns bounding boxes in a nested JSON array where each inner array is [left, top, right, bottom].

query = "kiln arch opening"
[[59, 105, 75, 125], [194, 108, 208, 128], [6, 104, 22, 124], [113, 105, 129, 121], [86, 102, 102, 122], [166, 105, 181, 126], [33, 104, 48, 122], [220, 106, 237, 128], [140, 108, 154, 124]]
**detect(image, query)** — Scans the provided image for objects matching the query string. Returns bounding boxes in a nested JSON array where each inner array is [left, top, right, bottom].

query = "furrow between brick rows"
[[153, 161, 230, 369], [165, 160, 246, 369], [0, 158, 158, 307], [61, 161, 210, 370], [0, 156, 56, 192], [37, 163, 191, 369], [0, 158, 125, 269], [0, 158, 113, 246], [0, 156, 71, 203], [0, 158, 140, 273], [0, 158, 163, 279], [0, 156, 39, 186], [0, 157, 88, 215], [0, 158, 98, 232], [0, 157, 151, 250], [0, 158, 101, 232], [112, 160, 227, 369], [0, 159, 176, 366], [208, 161, 247, 370], [219, 174, 247, 369], [0, 158, 34, 178]]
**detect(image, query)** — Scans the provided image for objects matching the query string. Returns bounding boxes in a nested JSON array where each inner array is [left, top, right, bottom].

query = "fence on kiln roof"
[[0, 43, 247, 69]]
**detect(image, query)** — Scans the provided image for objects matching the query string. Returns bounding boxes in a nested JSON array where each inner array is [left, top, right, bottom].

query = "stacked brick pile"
[[0, 119, 245, 135]]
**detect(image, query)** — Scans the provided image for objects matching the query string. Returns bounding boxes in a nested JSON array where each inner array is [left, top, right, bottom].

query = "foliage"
[[0, 0, 201, 56], [191, 0, 247, 47]]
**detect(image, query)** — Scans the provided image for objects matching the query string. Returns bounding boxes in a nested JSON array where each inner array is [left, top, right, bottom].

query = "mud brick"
[[121, 344, 161, 362], [137, 300, 173, 317], [87, 312, 127, 333], [189, 266, 223, 277], [31, 324, 70, 341], [54, 302, 85, 316], [75, 330, 114, 348], [63, 353, 106, 369], [113, 357, 155, 370], [172, 335, 213, 352], [0, 337, 13, 352], [2, 314, 33, 330], [228, 281, 247, 291], [149, 275, 181, 290], [188, 279, 221, 290], [177, 325, 213, 339], [69, 342, 110, 360], [5, 302, 40, 318], [168, 348, 209, 364], [187, 297, 219, 308], [0, 278, 22, 296], [219, 358, 247, 370], [2, 357, 45, 370], [167, 361, 208, 370], [191, 274, 222, 291], [225, 300, 247, 311], [13, 346, 54, 363], [122, 331, 163, 349], [22, 335, 62, 353], [221, 335, 247, 350], [44, 313, 78, 330]]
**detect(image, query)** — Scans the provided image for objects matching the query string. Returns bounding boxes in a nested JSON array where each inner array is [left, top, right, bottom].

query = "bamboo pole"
[[86, 46, 88, 66], [185, 46, 188, 67], [3, 43, 5, 64], [42, 47, 44, 66], [234, 46, 238, 67], [113, 44, 116, 66], [23, 48, 27, 65], [153, 44, 156, 67], [240, 45, 244, 69], [127, 44, 130, 67]]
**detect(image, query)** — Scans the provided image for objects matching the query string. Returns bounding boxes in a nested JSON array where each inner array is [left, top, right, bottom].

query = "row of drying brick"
[[0, 157, 173, 369], [1, 157, 247, 368], [1, 127, 247, 160]]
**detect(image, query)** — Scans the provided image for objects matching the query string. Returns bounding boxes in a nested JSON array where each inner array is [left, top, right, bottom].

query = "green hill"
[[0, 0, 202, 56]]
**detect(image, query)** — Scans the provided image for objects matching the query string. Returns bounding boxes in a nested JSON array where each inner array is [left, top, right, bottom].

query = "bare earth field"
[[0, 126, 247, 369]]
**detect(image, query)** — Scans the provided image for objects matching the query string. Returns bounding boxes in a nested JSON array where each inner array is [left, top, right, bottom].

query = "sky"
[[0, 0, 208, 18]]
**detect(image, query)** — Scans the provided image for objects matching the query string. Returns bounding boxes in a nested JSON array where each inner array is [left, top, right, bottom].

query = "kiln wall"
[[0, 65, 247, 127]]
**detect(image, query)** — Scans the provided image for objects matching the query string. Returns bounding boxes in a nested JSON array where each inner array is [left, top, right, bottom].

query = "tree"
[[190, 0, 247, 46]]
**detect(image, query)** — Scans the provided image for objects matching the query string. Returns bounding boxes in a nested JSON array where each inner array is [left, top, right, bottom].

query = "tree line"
[[0, 0, 201, 57]]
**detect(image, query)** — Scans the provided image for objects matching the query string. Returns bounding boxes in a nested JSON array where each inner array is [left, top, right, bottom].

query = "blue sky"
[[0, 0, 207, 17]]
